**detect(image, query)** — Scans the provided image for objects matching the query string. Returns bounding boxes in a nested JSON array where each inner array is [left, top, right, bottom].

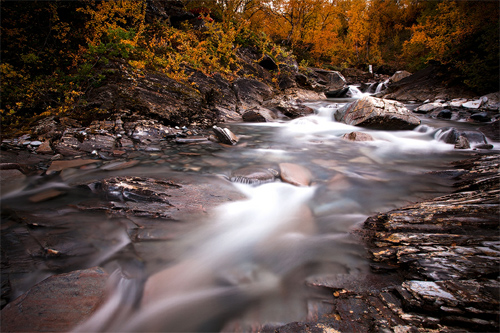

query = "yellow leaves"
[[78, 0, 146, 47]]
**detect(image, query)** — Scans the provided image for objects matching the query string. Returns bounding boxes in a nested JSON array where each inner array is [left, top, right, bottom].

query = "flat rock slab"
[[1, 267, 108, 332]]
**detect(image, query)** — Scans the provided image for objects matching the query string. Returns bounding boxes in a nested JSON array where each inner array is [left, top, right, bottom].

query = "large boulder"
[[234, 78, 274, 110], [310, 68, 346, 91], [389, 70, 412, 83], [242, 106, 277, 122], [334, 96, 421, 130]]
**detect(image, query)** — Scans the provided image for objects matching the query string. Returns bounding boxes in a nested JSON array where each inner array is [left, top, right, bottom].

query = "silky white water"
[[2, 95, 497, 332]]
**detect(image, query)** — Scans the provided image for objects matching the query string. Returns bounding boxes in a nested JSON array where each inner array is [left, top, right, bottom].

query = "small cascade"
[[375, 79, 390, 94], [347, 85, 366, 98], [366, 82, 378, 94]]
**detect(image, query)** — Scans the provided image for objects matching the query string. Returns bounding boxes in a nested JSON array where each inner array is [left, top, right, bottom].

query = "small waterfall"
[[375, 79, 389, 94], [347, 85, 365, 98]]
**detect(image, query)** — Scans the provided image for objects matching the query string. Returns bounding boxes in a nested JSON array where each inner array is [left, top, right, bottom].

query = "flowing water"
[[1, 94, 498, 331]]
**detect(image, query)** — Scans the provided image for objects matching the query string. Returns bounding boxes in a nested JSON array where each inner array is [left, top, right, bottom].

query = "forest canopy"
[[1, 0, 498, 126]]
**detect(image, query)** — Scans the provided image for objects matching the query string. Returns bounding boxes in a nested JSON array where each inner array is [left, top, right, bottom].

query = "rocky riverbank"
[[264, 154, 499, 333]]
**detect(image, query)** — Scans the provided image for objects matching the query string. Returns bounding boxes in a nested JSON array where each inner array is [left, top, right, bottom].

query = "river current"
[[1, 95, 497, 331]]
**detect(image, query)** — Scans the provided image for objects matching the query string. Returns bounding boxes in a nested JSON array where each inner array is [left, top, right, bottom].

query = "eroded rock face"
[[334, 96, 421, 130]]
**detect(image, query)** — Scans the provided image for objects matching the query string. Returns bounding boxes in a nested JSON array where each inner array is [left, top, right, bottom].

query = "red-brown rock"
[[1, 267, 109, 332]]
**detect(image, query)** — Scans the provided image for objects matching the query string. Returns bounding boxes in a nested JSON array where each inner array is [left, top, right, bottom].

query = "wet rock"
[[0, 169, 26, 185], [325, 87, 350, 98], [449, 98, 468, 107], [0, 267, 108, 332], [36, 140, 54, 154], [334, 96, 420, 130], [127, 120, 176, 143], [469, 111, 491, 122], [271, 101, 314, 119], [342, 131, 374, 142], [436, 109, 453, 119], [473, 143, 494, 150], [242, 106, 277, 122], [79, 134, 117, 153], [47, 159, 99, 172], [230, 166, 279, 185], [54, 132, 83, 156], [462, 99, 482, 109], [310, 68, 346, 91], [436, 127, 488, 149], [460, 130, 487, 145], [389, 70, 412, 83], [479, 120, 500, 141], [415, 102, 443, 113], [96, 176, 246, 219], [234, 78, 274, 109], [454, 135, 470, 149], [212, 126, 239, 145], [279, 163, 313, 186]]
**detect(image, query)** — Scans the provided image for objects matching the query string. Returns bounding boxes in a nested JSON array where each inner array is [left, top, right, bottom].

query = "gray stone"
[[334, 96, 420, 130], [342, 131, 375, 142], [242, 106, 277, 122]]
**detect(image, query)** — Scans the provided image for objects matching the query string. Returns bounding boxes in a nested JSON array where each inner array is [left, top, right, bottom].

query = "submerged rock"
[[230, 166, 279, 185], [342, 131, 374, 142], [0, 267, 108, 332], [334, 96, 420, 130], [279, 163, 313, 186]]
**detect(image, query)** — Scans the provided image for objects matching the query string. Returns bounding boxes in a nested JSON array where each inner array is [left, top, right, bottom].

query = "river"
[[1, 94, 497, 332]]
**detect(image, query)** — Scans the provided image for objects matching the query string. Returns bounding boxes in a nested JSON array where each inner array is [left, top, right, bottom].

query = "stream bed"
[[1, 98, 498, 332]]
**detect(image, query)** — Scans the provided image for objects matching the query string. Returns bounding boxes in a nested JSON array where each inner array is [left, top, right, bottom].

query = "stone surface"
[[334, 96, 421, 130], [242, 106, 277, 122], [234, 78, 274, 109], [36, 140, 53, 154], [389, 70, 412, 83], [342, 131, 374, 142], [382, 64, 476, 102], [0, 267, 109, 332], [212, 125, 239, 145], [279, 163, 313, 187], [230, 166, 278, 185]]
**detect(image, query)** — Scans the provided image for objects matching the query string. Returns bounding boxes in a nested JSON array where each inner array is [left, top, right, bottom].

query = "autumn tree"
[[403, 0, 499, 93]]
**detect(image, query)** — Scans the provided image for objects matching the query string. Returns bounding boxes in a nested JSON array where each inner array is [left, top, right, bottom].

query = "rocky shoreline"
[[264, 153, 499, 333]]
